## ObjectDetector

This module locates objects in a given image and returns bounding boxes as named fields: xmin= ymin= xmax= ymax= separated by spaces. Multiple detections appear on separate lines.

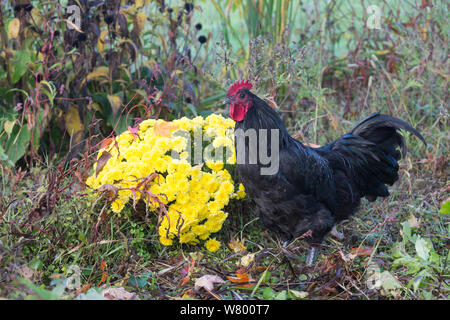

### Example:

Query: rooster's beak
xmin=223 ymin=96 xmax=233 ymax=105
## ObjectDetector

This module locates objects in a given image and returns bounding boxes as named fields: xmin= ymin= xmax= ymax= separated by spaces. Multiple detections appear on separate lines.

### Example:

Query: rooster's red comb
xmin=226 ymin=80 xmax=253 ymax=97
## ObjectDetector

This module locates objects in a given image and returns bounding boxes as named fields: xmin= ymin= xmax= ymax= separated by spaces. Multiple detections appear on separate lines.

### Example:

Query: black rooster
xmin=225 ymin=80 xmax=426 ymax=265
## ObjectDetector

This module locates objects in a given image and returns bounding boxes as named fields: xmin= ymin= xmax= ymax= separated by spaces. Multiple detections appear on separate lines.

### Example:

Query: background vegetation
xmin=0 ymin=0 xmax=448 ymax=300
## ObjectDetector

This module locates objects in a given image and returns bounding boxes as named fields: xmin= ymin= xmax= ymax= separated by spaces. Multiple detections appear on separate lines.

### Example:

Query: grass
xmin=0 ymin=0 xmax=448 ymax=300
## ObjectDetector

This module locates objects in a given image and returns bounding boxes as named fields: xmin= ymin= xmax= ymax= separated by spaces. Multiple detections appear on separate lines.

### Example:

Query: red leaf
xmin=100 ymin=137 xmax=114 ymax=150
xmin=75 ymin=282 xmax=92 ymax=296
xmin=350 ymin=246 xmax=373 ymax=257
xmin=180 ymin=276 xmax=190 ymax=287
xmin=96 ymin=151 xmax=112 ymax=177
xmin=128 ymin=126 xmax=139 ymax=141
xmin=98 ymin=261 xmax=108 ymax=285
xmin=226 ymin=271 xmax=254 ymax=288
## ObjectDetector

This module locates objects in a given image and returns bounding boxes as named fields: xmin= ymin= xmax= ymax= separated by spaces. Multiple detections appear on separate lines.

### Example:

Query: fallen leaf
xmin=320 ymin=257 xmax=336 ymax=273
xmin=339 ymin=250 xmax=352 ymax=262
xmin=102 ymin=287 xmax=140 ymax=300
xmin=75 ymin=282 xmax=92 ymax=296
xmin=189 ymin=252 xmax=204 ymax=261
xmin=240 ymin=253 xmax=256 ymax=267
xmin=350 ymin=246 xmax=373 ymax=257
xmin=194 ymin=275 xmax=225 ymax=292
xmin=17 ymin=265 xmax=35 ymax=280
xmin=98 ymin=261 xmax=108 ymax=286
xmin=289 ymin=289 xmax=309 ymax=299
xmin=180 ymin=276 xmax=190 ymax=287
xmin=228 ymin=237 xmax=247 ymax=253
xmin=182 ymin=289 xmax=196 ymax=299
xmin=181 ymin=259 xmax=196 ymax=278
xmin=227 ymin=271 xmax=254 ymax=288
xmin=407 ymin=214 xmax=421 ymax=228
xmin=154 ymin=121 xmax=178 ymax=138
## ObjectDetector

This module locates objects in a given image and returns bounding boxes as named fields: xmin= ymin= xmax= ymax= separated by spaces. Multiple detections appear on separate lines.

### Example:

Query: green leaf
xmin=262 ymin=287 xmax=275 ymax=299
xmin=0 ymin=67 xmax=7 ymax=80
xmin=440 ymin=200 xmax=450 ymax=214
xmin=11 ymin=50 xmax=31 ymax=84
xmin=185 ymin=103 xmax=198 ymax=116
xmin=129 ymin=272 xmax=152 ymax=288
xmin=3 ymin=121 xmax=31 ymax=164
xmin=78 ymin=233 xmax=86 ymax=243
xmin=409 ymin=269 xmax=432 ymax=292
xmin=401 ymin=221 xmax=411 ymax=242
xmin=17 ymin=277 xmax=61 ymax=300
xmin=379 ymin=271 xmax=402 ymax=291
xmin=393 ymin=256 xmax=423 ymax=274
xmin=415 ymin=237 xmax=430 ymax=261
xmin=0 ymin=145 xmax=14 ymax=167
xmin=274 ymin=290 xmax=287 ymax=300
xmin=29 ymin=258 xmax=43 ymax=270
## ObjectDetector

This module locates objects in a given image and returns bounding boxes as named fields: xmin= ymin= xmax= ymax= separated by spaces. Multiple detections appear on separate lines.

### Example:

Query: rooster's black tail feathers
xmin=321 ymin=113 xmax=426 ymax=202
xmin=343 ymin=113 xmax=426 ymax=201
xmin=349 ymin=113 xmax=427 ymax=159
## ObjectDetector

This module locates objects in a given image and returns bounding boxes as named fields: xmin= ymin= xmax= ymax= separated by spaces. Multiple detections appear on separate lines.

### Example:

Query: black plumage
xmin=227 ymin=88 xmax=426 ymax=258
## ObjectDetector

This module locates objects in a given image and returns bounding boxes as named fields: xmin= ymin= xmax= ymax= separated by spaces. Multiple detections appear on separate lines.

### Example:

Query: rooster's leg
xmin=330 ymin=225 xmax=344 ymax=240
xmin=306 ymin=246 xmax=318 ymax=267
xmin=281 ymin=241 xmax=297 ymax=277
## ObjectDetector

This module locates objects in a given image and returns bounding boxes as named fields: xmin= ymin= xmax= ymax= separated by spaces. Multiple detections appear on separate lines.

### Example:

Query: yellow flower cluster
xmin=86 ymin=114 xmax=246 ymax=251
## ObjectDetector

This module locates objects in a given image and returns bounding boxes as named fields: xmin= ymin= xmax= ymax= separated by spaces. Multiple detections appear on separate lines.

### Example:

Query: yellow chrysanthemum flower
xmin=206 ymin=160 xmax=224 ymax=171
xmin=86 ymin=114 xmax=242 ymax=250
xmin=160 ymin=236 xmax=173 ymax=246
xmin=205 ymin=238 xmax=221 ymax=252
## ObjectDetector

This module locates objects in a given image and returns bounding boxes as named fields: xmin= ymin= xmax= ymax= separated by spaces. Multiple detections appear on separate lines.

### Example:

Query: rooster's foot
xmin=330 ymin=225 xmax=344 ymax=240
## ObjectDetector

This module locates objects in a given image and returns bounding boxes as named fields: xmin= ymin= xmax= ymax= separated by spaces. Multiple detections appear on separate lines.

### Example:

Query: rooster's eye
xmin=238 ymin=93 xmax=245 ymax=99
